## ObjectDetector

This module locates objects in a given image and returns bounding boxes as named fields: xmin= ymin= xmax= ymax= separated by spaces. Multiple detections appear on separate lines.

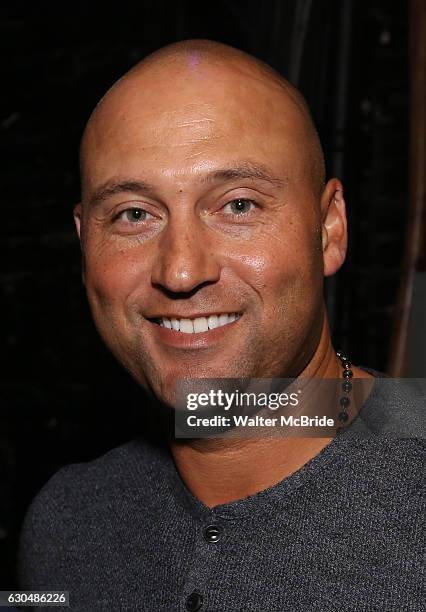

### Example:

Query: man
xmin=19 ymin=40 xmax=425 ymax=611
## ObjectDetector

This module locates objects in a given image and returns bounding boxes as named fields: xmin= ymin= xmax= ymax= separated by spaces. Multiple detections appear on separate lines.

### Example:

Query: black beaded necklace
xmin=336 ymin=349 xmax=353 ymax=433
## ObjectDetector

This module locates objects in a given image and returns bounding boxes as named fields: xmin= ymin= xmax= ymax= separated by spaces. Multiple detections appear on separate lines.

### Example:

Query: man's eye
xmin=118 ymin=208 xmax=150 ymax=223
xmin=222 ymin=198 xmax=256 ymax=215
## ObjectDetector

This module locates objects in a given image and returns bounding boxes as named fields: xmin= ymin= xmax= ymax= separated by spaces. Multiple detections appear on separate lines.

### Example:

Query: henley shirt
xmin=18 ymin=372 xmax=426 ymax=611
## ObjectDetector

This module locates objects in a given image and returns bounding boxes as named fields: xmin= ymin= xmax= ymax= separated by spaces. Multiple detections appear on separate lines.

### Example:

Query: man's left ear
xmin=321 ymin=179 xmax=348 ymax=277
xmin=73 ymin=203 xmax=82 ymax=240
xmin=73 ymin=202 xmax=86 ymax=285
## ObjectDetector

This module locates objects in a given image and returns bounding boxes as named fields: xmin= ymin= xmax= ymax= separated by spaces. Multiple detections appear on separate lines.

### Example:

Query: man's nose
xmin=151 ymin=216 xmax=221 ymax=294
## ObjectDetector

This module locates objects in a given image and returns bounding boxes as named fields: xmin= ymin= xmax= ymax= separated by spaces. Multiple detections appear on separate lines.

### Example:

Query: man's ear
xmin=73 ymin=203 xmax=82 ymax=240
xmin=73 ymin=203 xmax=86 ymax=285
xmin=320 ymin=179 xmax=348 ymax=277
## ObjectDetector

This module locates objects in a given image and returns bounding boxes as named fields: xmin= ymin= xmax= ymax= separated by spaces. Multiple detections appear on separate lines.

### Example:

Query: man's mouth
xmin=150 ymin=313 xmax=241 ymax=334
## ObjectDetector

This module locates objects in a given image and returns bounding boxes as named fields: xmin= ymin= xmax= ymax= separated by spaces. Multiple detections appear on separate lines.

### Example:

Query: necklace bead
xmin=336 ymin=350 xmax=353 ymax=432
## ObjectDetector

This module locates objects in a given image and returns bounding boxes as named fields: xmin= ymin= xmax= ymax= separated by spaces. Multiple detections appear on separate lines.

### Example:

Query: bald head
xmin=80 ymin=39 xmax=325 ymax=199
xmin=74 ymin=39 xmax=348 ymax=397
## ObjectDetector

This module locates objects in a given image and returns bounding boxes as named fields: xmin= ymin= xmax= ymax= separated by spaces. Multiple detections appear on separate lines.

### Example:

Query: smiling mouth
xmin=150 ymin=313 xmax=241 ymax=334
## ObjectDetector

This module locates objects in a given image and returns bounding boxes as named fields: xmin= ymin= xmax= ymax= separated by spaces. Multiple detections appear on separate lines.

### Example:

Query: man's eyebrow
xmin=203 ymin=163 xmax=287 ymax=188
xmin=88 ymin=180 xmax=155 ymax=207
xmin=87 ymin=164 xmax=286 ymax=206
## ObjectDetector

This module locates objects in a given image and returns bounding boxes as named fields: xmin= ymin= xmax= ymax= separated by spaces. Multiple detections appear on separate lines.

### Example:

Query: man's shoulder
xmin=18 ymin=438 xmax=172 ymax=588
xmin=22 ymin=438 xmax=170 ymax=527
xmin=350 ymin=367 xmax=426 ymax=438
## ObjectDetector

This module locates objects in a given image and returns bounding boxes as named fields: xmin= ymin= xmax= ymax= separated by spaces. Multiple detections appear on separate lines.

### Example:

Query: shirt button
xmin=203 ymin=524 xmax=221 ymax=543
xmin=185 ymin=591 xmax=203 ymax=611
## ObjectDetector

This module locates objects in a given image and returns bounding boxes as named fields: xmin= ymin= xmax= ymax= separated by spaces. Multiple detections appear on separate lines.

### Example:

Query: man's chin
xmin=141 ymin=363 xmax=249 ymax=410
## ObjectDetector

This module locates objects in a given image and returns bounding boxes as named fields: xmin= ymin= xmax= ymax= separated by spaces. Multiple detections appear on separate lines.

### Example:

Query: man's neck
xmin=169 ymin=317 xmax=374 ymax=509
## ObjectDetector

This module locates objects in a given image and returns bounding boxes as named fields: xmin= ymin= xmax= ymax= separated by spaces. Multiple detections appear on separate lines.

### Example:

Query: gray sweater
xmin=19 ymin=375 xmax=425 ymax=611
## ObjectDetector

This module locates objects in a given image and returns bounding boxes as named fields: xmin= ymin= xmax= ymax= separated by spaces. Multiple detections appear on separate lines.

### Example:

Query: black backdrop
xmin=1 ymin=0 xmax=409 ymax=585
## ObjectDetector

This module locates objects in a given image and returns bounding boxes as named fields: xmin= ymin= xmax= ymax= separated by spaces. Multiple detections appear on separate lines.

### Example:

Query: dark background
xmin=1 ymin=0 xmax=409 ymax=585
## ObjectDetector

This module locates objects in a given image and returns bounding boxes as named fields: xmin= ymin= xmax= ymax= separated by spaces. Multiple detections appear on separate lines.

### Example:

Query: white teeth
xmin=179 ymin=319 xmax=194 ymax=333
xmin=159 ymin=313 xmax=240 ymax=333
xmin=193 ymin=317 xmax=208 ymax=333
xmin=208 ymin=314 xmax=219 ymax=329
xmin=219 ymin=314 xmax=229 ymax=326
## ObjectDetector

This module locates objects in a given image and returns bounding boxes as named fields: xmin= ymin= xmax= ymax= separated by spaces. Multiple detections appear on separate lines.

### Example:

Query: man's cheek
xmin=268 ymin=252 xmax=321 ymax=318
xmin=85 ymin=244 xmax=143 ymax=305
xmin=226 ymin=248 xmax=283 ymax=293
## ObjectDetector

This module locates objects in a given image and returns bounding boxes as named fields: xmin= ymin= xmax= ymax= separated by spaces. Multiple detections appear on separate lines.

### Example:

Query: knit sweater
xmin=19 ymin=373 xmax=425 ymax=611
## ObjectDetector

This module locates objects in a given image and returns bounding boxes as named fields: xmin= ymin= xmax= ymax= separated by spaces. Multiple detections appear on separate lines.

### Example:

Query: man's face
xmin=76 ymin=62 xmax=325 ymax=405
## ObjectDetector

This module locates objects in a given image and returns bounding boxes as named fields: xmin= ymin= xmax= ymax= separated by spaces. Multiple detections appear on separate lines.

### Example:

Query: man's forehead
xmin=87 ymin=59 xmax=299 ymax=132
xmin=82 ymin=110 xmax=301 ymax=197
xmin=80 ymin=43 xmax=325 ymax=196
xmin=83 ymin=72 xmax=303 ymax=168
